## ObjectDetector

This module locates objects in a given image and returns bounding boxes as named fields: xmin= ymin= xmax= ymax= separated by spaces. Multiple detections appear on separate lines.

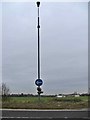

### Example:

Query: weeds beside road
xmin=2 ymin=96 xmax=88 ymax=109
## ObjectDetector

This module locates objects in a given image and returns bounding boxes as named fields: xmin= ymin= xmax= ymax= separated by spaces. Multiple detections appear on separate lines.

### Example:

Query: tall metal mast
xmin=35 ymin=1 xmax=43 ymax=100
xmin=37 ymin=1 xmax=40 ymax=79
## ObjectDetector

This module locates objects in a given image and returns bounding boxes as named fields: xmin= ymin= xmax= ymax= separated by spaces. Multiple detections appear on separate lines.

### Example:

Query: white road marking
xmin=1 ymin=117 xmax=54 ymax=119
xmin=0 ymin=108 xmax=88 ymax=111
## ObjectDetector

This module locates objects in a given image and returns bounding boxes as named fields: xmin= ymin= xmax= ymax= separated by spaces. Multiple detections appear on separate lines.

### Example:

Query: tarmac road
xmin=1 ymin=109 xmax=89 ymax=119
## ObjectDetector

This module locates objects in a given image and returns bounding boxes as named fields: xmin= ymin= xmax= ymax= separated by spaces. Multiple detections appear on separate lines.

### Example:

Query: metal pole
xmin=36 ymin=1 xmax=41 ymax=101
xmin=37 ymin=2 xmax=40 ymax=79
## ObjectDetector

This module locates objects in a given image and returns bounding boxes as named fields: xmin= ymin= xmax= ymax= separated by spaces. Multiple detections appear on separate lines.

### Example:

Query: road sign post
xmin=35 ymin=79 xmax=43 ymax=100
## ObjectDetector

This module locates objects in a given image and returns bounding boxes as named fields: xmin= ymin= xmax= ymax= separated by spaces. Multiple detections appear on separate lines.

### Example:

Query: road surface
xmin=0 ymin=109 xmax=89 ymax=119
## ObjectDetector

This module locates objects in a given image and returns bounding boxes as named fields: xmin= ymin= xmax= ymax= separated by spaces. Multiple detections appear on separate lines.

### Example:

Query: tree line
xmin=0 ymin=82 xmax=90 ymax=97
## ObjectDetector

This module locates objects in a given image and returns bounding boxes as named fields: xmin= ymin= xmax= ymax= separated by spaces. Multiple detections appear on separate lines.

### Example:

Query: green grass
xmin=2 ymin=96 xmax=88 ymax=109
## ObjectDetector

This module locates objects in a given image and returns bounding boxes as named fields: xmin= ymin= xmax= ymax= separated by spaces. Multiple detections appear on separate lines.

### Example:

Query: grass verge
xmin=2 ymin=96 xmax=88 ymax=109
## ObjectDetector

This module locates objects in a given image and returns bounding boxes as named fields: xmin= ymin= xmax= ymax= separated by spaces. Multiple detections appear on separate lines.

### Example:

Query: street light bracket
xmin=36 ymin=1 xmax=40 ymax=7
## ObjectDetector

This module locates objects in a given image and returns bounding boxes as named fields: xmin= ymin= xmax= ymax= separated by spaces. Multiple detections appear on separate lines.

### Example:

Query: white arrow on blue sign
xmin=35 ymin=79 xmax=43 ymax=86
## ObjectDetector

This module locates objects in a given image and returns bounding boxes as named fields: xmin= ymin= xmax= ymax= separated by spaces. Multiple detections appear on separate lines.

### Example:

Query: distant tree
xmin=73 ymin=91 xmax=78 ymax=95
xmin=2 ymin=83 xmax=10 ymax=96
xmin=20 ymin=93 xmax=24 ymax=96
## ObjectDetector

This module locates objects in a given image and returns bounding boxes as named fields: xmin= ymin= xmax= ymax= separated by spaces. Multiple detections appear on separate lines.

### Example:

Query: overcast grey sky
xmin=2 ymin=2 xmax=88 ymax=95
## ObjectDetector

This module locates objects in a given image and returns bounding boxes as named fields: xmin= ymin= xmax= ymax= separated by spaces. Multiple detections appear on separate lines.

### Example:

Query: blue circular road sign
xmin=35 ymin=79 xmax=43 ymax=86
